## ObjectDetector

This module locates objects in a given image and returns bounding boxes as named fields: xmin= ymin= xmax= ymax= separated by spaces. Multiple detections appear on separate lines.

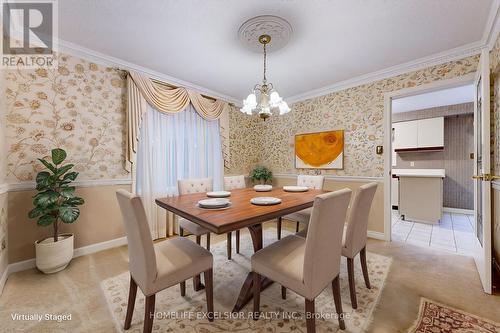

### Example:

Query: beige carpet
xmin=408 ymin=298 xmax=500 ymax=333
xmin=101 ymin=229 xmax=392 ymax=333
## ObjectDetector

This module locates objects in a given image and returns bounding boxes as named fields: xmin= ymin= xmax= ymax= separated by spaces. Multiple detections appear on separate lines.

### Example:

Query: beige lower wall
xmin=8 ymin=184 xmax=130 ymax=264
xmin=493 ymin=185 xmax=500 ymax=266
xmin=272 ymin=176 xmax=385 ymax=234
xmin=0 ymin=192 xmax=8 ymax=279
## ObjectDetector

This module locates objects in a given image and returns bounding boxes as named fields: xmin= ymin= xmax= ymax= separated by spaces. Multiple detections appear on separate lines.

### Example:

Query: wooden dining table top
xmin=155 ymin=187 xmax=328 ymax=234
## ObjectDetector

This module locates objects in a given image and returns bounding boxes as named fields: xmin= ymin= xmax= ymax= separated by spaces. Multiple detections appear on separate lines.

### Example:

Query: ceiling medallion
xmin=238 ymin=16 xmax=292 ymax=120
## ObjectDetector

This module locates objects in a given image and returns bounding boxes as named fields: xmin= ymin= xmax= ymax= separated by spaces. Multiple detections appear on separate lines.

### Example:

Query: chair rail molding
xmin=0 ymin=183 xmax=7 ymax=195
xmin=7 ymin=178 xmax=132 ymax=192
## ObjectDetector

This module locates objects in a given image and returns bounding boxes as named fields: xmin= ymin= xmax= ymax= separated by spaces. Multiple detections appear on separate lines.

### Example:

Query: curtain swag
xmin=125 ymin=71 xmax=230 ymax=172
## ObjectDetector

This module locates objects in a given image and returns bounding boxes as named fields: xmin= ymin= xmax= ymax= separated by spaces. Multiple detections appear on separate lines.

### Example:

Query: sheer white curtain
xmin=136 ymin=103 xmax=224 ymax=238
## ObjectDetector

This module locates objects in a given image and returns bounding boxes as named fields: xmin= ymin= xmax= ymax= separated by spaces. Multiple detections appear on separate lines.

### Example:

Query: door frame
xmin=383 ymin=72 xmax=476 ymax=242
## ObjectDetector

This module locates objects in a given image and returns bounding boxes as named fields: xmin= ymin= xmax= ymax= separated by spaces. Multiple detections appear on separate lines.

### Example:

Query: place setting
xmin=197 ymin=191 xmax=232 ymax=210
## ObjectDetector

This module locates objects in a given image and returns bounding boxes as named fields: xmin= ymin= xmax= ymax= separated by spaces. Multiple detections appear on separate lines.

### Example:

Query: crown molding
xmin=286 ymin=41 xmax=485 ymax=104
xmin=56 ymin=38 xmax=241 ymax=105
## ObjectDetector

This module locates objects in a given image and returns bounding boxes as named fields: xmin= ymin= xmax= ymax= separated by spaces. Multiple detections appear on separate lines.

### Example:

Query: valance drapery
xmin=125 ymin=71 xmax=230 ymax=172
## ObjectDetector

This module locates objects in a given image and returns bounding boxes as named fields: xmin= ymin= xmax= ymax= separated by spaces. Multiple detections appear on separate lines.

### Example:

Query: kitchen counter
xmin=392 ymin=168 xmax=445 ymax=178
xmin=393 ymin=169 xmax=444 ymax=224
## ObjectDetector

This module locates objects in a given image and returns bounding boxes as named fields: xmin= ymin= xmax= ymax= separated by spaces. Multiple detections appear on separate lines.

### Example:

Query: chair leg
xmin=124 ymin=276 xmax=137 ymax=330
xmin=296 ymin=221 xmax=300 ymax=233
xmin=236 ymin=230 xmax=240 ymax=254
xmin=143 ymin=294 xmax=155 ymax=333
xmin=253 ymin=272 xmax=261 ymax=320
xmin=360 ymin=246 xmax=371 ymax=289
xmin=227 ymin=232 xmax=232 ymax=260
xmin=305 ymin=298 xmax=316 ymax=333
xmin=204 ymin=269 xmax=214 ymax=322
xmin=347 ymin=257 xmax=357 ymax=309
xmin=206 ymin=233 xmax=211 ymax=251
xmin=277 ymin=217 xmax=282 ymax=240
xmin=332 ymin=275 xmax=346 ymax=330
xmin=180 ymin=281 xmax=186 ymax=296
xmin=281 ymin=286 xmax=287 ymax=300
xmin=196 ymin=235 xmax=201 ymax=245
xmin=179 ymin=227 xmax=184 ymax=237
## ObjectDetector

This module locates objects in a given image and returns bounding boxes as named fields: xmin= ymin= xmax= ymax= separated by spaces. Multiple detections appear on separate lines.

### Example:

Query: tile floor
xmin=392 ymin=210 xmax=478 ymax=255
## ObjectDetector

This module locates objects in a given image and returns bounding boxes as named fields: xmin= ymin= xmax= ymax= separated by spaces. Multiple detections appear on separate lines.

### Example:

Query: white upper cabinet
xmin=393 ymin=120 xmax=418 ymax=150
xmin=417 ymin=117 xmax=444 ymax=148
xmin=393 ymin=117 xmax=444 ymax=151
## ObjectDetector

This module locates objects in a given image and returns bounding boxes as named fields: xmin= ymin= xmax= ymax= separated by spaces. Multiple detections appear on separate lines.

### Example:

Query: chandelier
xmin=240 ymin=34 xmax=290 ymax=120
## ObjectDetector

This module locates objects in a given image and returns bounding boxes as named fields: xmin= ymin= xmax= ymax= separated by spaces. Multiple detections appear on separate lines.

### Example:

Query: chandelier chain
xmin=263 ymin=41 xmax=267 ymax=83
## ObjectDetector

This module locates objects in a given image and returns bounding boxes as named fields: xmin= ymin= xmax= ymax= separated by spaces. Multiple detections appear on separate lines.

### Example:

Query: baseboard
xmin=443 ymin=207 xmax=474 ymax=215
xmin=367 ymin=231 xmax=387 ymax=241
xmin=0 ymin=236 xmax=127 ymax=295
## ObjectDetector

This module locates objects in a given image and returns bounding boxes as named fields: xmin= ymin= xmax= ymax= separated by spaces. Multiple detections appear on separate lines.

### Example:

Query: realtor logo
xmin=1 ymin=0 xmax=58 ymax=68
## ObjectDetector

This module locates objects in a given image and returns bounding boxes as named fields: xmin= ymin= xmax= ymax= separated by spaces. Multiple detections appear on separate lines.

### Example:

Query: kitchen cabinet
xmin=393 ymin=117 xmax=444 ymax=151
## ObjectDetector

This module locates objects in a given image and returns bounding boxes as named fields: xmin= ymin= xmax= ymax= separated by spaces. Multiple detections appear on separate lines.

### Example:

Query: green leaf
xmin=64 ymin=197 xmax=84 ymax=206
xmin=33 ymin=190 xmax=59 ymax=207
xmin=38 ymin=158 xmax=57 ymax=173
xmin=28 ymin=206 xmax=46 ymax=219
xmin=62 ymin=171 xmax=78 ymax=182
xmin=37 ymin=214 xmax=56 ymax=226
xmin=35 ymin=171 xmax=51 ymax=191
xmin=60 ymin=186 xmax=75 ymax=198
xmin=59 ymin=206 xmax=80 ymax=223
xmin=56 ymin=164 xmax=74 ymax=177
xmin=51 ymin=148 xmax=67 ymax=165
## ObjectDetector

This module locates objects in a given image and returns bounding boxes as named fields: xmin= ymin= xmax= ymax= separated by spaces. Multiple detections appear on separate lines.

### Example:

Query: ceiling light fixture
xmin=238 ymin=15 xmax=293 ymax=120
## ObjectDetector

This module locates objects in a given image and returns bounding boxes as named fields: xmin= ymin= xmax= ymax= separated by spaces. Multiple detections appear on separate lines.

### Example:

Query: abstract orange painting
xmin=295 ymin=130 xmax=344 ymax=169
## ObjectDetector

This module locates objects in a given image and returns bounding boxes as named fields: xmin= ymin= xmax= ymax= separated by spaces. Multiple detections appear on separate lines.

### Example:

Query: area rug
xmin=101 ymin=229 xmax=392 ymax=333
xmin=408 ymin=298 xmax=500 ymax=333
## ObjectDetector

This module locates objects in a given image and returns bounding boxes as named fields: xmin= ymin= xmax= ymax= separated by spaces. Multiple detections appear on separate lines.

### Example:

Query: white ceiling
xmin=58 ymin=0 xmax=494 ymax=102
xmin=392 ymin=84 xmax=474 ymax=113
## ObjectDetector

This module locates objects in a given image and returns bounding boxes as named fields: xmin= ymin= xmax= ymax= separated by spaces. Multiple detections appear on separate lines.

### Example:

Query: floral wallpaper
xmin=491 ymin=34 xmax=500 ymax=176
xmin=4 ymin=53 xmax=128 ymax=182
xmin=260 ymin=55 xmax=479 ymax=177
xmin=227 ymin=104 xmax=262 ymax=175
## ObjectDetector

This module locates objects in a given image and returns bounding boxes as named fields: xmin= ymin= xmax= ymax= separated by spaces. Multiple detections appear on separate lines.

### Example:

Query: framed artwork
xmin=295 ymin=130 xmax=344 ymax=169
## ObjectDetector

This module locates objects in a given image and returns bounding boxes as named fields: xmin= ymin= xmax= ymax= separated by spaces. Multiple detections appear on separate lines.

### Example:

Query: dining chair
xmin=341 ymin=182 xmax=378 ymax=309
xmin=252 ymin=188 xmax=352 ymax=332
xmin=116 ymin=190 xmax=214 ymax=333
xmin=277 ymin=175 xmax=325 ymax=239
xmin=223 ymin=175 xmax=246 ymax=259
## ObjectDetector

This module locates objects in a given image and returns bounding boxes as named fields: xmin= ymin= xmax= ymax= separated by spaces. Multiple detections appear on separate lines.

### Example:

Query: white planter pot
xmin=35 ymin=233 xmax=74 ymax=274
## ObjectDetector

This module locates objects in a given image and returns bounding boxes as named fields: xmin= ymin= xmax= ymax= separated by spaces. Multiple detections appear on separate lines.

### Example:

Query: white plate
xmin=197 ymin=203 xmax=232 ymax=210
xmin=206 ymin=191 xmax=231 ymax=198
xmin=283 ymin=185 xmax=309 ymax=192
xmin=254 ymin=184 xmax=273 ymax=192
xmin=250 ymin=197 xmax=282 ymax=206
xmin=198 ymin=198 xmax=230 ymax=208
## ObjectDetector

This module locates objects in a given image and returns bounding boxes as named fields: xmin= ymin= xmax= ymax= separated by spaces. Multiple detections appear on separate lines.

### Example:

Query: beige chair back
xmin=297 ymin=175 xmax=324 ymax=190
xmin=343 ymin=182 xmax=378 ymax=258
xmin=303 ymin=188 xmax=352 ymax=297
xmin=116 ymin=190 xmax=157 ymax=290
xmin=224 ymin=175 xmax=246 ymax=190
xmin=178 ymin=178 xmax=213 ymax=195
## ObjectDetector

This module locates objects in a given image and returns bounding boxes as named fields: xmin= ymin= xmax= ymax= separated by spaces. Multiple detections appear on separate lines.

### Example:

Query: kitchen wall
xmin=394 ymin=106 xmax=474 ymax=210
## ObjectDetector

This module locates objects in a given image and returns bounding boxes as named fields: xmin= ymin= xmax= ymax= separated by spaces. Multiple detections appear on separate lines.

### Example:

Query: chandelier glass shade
xmin=240 ymin=34 xmax=290 ymax=120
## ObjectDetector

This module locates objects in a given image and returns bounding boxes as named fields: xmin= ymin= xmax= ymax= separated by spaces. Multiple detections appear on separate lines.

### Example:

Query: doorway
xmin=383 ymin=50 xmax=493 ymax=293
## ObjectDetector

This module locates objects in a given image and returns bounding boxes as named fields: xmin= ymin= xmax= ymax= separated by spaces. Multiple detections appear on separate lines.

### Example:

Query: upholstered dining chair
xmin=341 ymin=182 xmax=378 ymax=309
xmin=223 ymin=175 xmax=246 ymax=259
xmin=277 ymin=175 xmax=325 ymax=239
xmin=252 ymin=188 xmax=352 ymax=332
xmin=116 ymin=190 xmax=214 ymax=333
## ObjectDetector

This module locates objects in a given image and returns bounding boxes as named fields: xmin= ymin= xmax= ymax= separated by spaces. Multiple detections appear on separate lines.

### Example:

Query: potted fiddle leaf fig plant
xmin=28 ymin=148 xmax=84 ymax=274
xmin=250 ymin=166 xmax=273 ymax=185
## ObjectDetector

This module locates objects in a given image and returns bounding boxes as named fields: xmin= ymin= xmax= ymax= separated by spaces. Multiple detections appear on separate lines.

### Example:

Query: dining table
xmin=155 ymin=187 xmax=328 ymax=312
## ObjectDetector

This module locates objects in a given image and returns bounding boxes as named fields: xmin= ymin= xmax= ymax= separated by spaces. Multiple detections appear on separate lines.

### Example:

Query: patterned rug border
xmin=407 ymin=297 xmax=500 ymax=333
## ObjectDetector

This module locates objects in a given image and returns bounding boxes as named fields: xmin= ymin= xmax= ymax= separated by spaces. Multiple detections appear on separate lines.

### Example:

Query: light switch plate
xmin=410 ymin=161 xmax=415 ymax=167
